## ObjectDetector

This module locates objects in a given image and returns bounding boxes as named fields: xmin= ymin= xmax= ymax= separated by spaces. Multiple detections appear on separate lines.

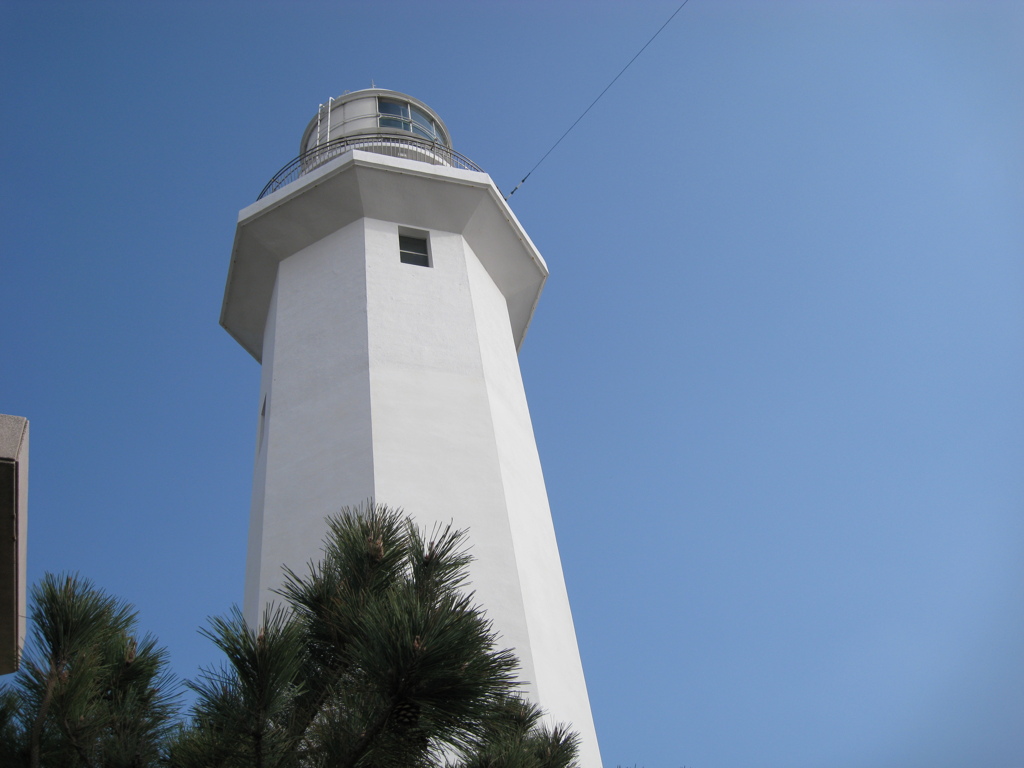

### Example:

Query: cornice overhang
xmin=221 ymin=151 xmax=547 ymax=363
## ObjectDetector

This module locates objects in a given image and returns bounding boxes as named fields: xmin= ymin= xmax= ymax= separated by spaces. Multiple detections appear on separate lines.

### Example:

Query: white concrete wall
xmin=463 ymin=245 xmax=602 ymax=767
xmin=361 ymin=217 xmax=539 ymax=692
xmin=244 ymin=216 xmax=602 ymax=766
xmin=244 ymin=220 xmax=375 ymax=622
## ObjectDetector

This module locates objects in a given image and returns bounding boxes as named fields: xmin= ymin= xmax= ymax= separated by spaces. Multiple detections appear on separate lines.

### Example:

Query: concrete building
xmin=0 ymin=414 xmax=29 ymax=675
xmin=221 ymin=89 xmax=601 ymax=765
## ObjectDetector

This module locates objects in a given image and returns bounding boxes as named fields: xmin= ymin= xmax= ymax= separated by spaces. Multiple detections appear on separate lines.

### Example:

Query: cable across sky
xmin=504 ymin=0 xmax=692 ymax=200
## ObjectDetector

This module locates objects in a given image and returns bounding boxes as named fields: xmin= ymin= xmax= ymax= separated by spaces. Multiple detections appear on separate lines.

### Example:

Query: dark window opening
xmin=399 ymin=235 xmax=430 ymax=267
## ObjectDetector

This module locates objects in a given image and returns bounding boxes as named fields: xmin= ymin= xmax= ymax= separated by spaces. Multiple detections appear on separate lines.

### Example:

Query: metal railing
xmin=258 ymin=134 xmax=484 ymax=200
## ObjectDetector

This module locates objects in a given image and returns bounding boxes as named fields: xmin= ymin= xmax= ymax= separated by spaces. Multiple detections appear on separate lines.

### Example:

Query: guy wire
xmin=504 ymin=0 xmax=692 ymax=201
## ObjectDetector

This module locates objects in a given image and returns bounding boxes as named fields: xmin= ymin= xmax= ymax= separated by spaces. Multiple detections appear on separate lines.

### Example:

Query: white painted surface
xmin=221 ymin=151 xmax=547 ymax=363
xmin=300 ymin=88 xmax=452 ymax=153
xmin=230 ymin=149 xmax=601 ymax=766
xmin=243 ymin=221 xmax=375 ymax=621
xmin=463 ymin=248 xmax=598 ymax=746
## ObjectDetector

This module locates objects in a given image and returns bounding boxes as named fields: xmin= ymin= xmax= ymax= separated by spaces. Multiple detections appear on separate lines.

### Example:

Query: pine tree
xmin=169 ymin=503 xmax=580 ymax=768
xmin=0 ymin=506 xmax=579 ymax=767
xmin=0 ymin=573 xmax=176 ymax=768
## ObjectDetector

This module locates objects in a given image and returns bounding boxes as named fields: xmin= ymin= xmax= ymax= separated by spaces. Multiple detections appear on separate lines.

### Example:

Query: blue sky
xmin=2 ymin=2 xmax=1023 ymax=766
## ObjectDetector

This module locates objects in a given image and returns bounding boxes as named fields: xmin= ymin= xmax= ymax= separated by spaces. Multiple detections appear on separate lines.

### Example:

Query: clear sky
xmin=2 ymin=1 xmax=1022 ymax=766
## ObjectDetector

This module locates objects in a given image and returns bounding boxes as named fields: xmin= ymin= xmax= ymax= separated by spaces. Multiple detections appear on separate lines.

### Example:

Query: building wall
xmin=243 ymin=216 xmax=601 ymax=765
xmin=244 ymin=220 xmax=375 ymax=621
xmin=464 ymin=248 xmax=598 ymax=755
xmin=362 ymin=216 xmax=540 ymax=692
xmin=0 ymin=414 xmax=28 ymax=675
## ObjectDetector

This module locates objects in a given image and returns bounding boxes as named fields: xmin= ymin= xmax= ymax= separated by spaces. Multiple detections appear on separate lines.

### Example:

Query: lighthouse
xmin=220 ymin=89 xmax=601 ymax=765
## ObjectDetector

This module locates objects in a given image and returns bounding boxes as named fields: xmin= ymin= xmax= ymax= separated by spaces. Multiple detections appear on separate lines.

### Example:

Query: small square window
xmin=399 ymin=235 xmax=430 ymax=267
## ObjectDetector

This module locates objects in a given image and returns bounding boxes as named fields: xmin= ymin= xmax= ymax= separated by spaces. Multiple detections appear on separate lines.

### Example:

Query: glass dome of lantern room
xmin=257 ymin=90 xmax=482 ymax=200
xmin=300 ymin=89 xmax=452 ymax=153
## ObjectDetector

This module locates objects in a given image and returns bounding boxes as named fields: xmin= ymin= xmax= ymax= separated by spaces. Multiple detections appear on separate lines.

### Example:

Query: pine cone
xmin=390 ymin=700 xmax=420 ymax=729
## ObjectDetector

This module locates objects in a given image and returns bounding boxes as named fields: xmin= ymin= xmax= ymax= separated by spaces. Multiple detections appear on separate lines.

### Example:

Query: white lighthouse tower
xmin=221 ymin=89 xmax=601 ymax=765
